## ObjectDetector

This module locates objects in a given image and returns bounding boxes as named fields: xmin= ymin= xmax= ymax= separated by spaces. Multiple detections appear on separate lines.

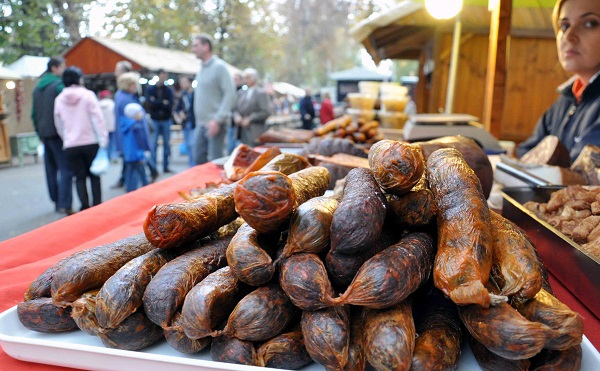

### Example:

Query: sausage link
xmin=226 ymin=223 xmax=280 ymax=286
xmin=280 ymin=253 xmax=335 ymax=311
xmin=301 ymin=306 xmax=350 ymax=371
xmin=143 ymin=236 xmax=231 ymax=328
xmin=368 ymin=139 xmax=425 ymax=195
xmin=234 ymin=167 xmax=330 ymax=234
xmin=164 ymin=312 xmax=211 ymax=354
xmin=490 ymin=210 xmax=543 ymax=302
xmin=427 ymin=148 xmax=495 ymax=307
xmin=333 ymin=232 xmax=434 ymax=309
xmin=180 ymin=266 xmax=246 ymax=339
xmin=50 ymin=233 xmax=156 ymax=306
xmin=364 ymin=300 xmax=415 ymax=371
xmin=17 ymin=297 xmax=78 ymax=333
xmin=97 ymin=310 xmax=164 ymax=350
xmin=256 ymin=329 xmax=313 ymax=369
xmin=144 ymin=153 xmax=309 ymax=249
xmin=330 ymin=167 xmax=386 ymax=255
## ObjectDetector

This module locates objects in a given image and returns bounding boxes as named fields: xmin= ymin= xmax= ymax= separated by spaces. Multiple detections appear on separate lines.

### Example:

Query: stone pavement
xmin=0 ymin=146 xmax=192 ymax=243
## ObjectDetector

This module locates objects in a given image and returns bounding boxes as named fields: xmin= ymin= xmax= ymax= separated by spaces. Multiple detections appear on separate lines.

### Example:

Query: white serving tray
xmin=0 ymin=305 xmax=598 ymax=371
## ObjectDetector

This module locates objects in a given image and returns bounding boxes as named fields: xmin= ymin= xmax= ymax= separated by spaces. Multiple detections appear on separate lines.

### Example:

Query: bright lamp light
xmin=5 ymin=81 xmax=16 ymax=90
xmin=425 ymin=0 xmax=463 ymax=19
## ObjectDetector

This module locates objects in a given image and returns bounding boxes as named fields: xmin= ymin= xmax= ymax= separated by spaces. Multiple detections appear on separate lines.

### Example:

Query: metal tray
xmin=501 ymin=186 xmax=600 ymax=319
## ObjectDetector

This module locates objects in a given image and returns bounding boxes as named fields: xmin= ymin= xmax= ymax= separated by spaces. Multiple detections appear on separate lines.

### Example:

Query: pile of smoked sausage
xmin=18 ymin=138 xmax=584 ymax=371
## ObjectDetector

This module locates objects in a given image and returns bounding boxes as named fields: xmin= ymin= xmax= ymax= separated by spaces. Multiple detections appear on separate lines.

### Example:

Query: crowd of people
xmin=29 ymin=33 xmax=328 ymax=217
xmin=25 ymin=0 xmax=600 ymax=221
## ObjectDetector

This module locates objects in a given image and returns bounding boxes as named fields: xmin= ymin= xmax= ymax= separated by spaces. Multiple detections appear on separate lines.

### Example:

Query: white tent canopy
xmin=6 ymin=56 xmax=49 ymax=78
xmin=271 ymin=82 xmax=305 ymax=98
xmin=0 ymin=66 xmax=22 ymax=80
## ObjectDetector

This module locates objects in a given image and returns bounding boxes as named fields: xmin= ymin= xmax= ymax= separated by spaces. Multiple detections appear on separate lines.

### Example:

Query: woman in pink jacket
xmin=54 ymin=67 xmax=109 ymax=211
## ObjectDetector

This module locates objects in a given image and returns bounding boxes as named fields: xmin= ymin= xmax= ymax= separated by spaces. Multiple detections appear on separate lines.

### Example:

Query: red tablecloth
xmin=0 ymin=162 xmax=598 ymax=370
xmin=0 ymin=163 xmax=224 ymax=370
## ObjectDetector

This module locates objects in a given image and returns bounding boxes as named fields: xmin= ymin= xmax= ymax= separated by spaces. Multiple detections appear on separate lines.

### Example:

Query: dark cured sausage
xmin=96 ymin=246 xmax=186 ymax=329
xmin=301 ymin=306 xmax=350 ymax=371
xmin=386 ymin=173 xmax=437 ymax=228
xmin=143 ymin=236 xmax=231 ymax=328
xmin=234 ymin=166 xmax=330 ymax=234
xmin=325 ymin=226 xmax=397 ymax=290
xmin=489 ymin=210 xmax=543 ymax=302
xmin=144 ymin=153 xmax=309 ymax=249
xmin=345 ymin=307 xmax=366 ymax=371
xmin=24 ymin=258 xmax=69 ymax=301
xmin=468 ymin=336 xmax=531 ymax=371
xmin=180 ymin=266 xmax=246 ymax=339
xmin=279 ymin=195 xmax=340 ymax=260
xmin=415 ymin=135 xmax=494 ymax=199
xmin=220 ymin=283 xmax=297 ymax=341
xmin=256 ymin=329 xmax=313 ymax=369
xmin=411 ymin=288 xmax=462 ymax=371
xmin=515 ymin=289 xmax=584 ymax=350
xmin=71 ymin=290 xmax=101 ymax=336
xmin=97 ymin=310 xmax=164 ymax=351
xmin=163 ymin=312 xmax=211 ymax=354
xmin=332 ymin=232 xmax=434 ymax=309
xmin=364 ymin=300 xmax=415 ymax=371
xmin=427 ymin=148 xmax=495 ymax=307
xmin=330 ymin=167 xmax=387 ymax=255
xmin=458 ymin=300 xmax=554 ymax=360
xmin=279 ymin=253 xmax=335 ymax=311
xmin=17 ymin=297 xmax=78 ymax=333
xmin=51 ymin=233 xmax=156 ymax=307
xmin=226 ymin=223 xmax=280 ymax=286
xmin=211 ymin=335 xmax=257 ymax=365
xmin=368 ymin=139 xmax=425 ymax=195
xmin=531 ymin=346 xmax=582 ymax=371
xmin=145 ymin=183 xmax=238 ymax=249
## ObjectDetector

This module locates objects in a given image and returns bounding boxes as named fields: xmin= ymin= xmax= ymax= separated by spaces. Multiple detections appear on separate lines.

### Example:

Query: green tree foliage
xmin=1 ymin=0 xmax=379 ymax=88
xmin=0 ymin=0 xmax=88 ymax=63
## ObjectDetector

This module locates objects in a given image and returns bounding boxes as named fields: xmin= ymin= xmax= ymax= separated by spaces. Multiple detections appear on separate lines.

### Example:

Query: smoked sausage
xmin=330 ymin=167 xmax=386 ymax=255
xmin=143 ymin=236 xmax=231 ymax=328
xmin=368 ymin=139 xmax=425 ymax=195
xmin=234 ymin=166 xmax=330 ymax=234
xmin=50 ymin=233 xmax=156 ymax=307
xmin=427 ymin=148 xmax=496 ymax=307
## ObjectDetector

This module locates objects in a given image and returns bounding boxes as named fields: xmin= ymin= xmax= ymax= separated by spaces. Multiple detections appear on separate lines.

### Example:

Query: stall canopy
xmin=329 ymin=66 xmax=391 ymax=82
xmin=0 ymin=66 xmax=22 ymax=80
xmin=350 ymin=0 xmax=555 ymax=64
xmin=329 ymin=66 xmax=391 ymax=102
xmin=6 ymin=56 xmax=48 ymax=78
xmin=63 ymin=36 xmax=241 ymax=77
xmin=271 ymin=82 xmax=305 ymax=98
xmin=349 ymin=0 xmax=560 ymax=141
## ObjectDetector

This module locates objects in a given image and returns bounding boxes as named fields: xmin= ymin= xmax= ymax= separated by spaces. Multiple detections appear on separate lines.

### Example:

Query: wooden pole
xmin=482 ymin=0 xmax=512 ymax=138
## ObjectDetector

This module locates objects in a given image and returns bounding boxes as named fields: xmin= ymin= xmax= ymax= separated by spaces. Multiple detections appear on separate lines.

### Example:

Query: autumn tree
xmin=273 ymin=0 xmax=379 ymax=87
xmin=0 ymin=0 xmax=88 ymax=63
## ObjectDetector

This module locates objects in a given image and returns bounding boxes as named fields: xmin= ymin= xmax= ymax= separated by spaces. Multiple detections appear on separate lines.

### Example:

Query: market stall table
xmin=0 ymin=162 xmax=597 ymax=370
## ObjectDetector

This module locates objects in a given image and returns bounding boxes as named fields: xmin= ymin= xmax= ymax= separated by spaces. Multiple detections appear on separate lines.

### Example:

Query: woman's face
xmin=556 ymin=0 xmax=600 ymax=82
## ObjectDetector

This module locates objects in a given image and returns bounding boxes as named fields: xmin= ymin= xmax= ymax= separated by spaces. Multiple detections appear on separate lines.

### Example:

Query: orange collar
xmin=572 ymin=78 xmax=587 ymax=103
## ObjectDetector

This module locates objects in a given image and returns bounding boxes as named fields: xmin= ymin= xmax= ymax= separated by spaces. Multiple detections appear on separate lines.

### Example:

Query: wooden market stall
xmin=350 ymin=0 xmax=568 ymax=144
xmin=63 ymin=36 xmax=241 ymax=92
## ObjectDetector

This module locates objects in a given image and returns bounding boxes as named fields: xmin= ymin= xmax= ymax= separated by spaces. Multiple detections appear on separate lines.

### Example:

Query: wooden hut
xmin=350 ymin=0 xmax=568 ymax=144
xmin=63 ymin=36 xmax=241 ymax=92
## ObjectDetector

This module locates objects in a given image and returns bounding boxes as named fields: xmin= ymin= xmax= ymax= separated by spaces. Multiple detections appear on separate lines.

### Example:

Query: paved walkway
xmin=0 ymin=146 xmax=192 ymax=243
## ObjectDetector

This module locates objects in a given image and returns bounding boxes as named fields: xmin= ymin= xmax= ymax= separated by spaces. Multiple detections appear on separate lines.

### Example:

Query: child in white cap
xmin=121 ymin=103 xmax=152 ymax=191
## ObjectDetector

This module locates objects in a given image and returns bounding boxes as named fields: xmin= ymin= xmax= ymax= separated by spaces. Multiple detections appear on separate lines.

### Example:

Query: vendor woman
xmin=517 ymin=0 xmax=600 ymax=162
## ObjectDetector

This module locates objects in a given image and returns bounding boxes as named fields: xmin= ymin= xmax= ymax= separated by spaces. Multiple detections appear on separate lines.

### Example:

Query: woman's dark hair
xmin=62 ymin=66 xmax=83 ymax=87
